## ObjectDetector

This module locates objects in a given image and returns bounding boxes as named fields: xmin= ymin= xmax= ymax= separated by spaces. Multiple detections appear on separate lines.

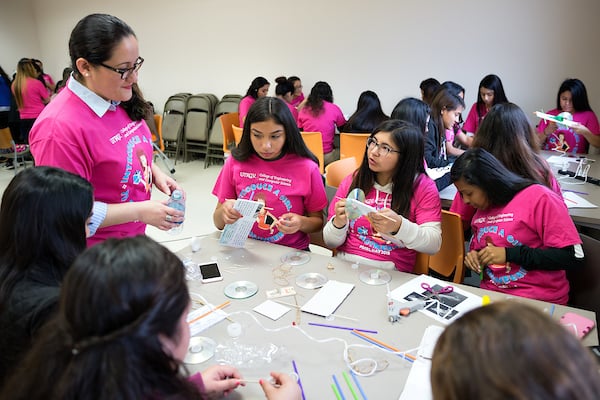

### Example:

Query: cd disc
xmin=296 ymin=272 xmax=328 ymax=289
xmin=224 ymin=280 xmax=259 ymax=299
xmin=280 ymin=251 xmax=310 ymax=266
xmin=359 ymin=269 xmax=391 ymax=285
xmin=184 ymin=336 xmax=216 ymax=364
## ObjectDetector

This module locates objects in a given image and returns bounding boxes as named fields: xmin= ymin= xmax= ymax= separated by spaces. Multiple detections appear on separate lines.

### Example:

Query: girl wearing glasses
xmin=213 ymin=97 xmax=328 ymax=251
xmin=452 ymin=148 xmax=582 ymax=304
xmin=29 ymin=14 xmax=183 ymax=246
xmin=323 ymin=120 xmax=442 ymax=272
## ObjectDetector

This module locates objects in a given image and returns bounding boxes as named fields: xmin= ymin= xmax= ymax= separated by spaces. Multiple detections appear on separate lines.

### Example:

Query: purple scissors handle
xmin=421 ymin=282 xmax=454 ymax=295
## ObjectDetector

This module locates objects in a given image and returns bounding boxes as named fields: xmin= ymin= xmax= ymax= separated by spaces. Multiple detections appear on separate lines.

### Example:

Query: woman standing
xmin=11 ymin=58 xmax=49 ymax=144
xmin=29 ymin=14 xmax=183 ymax=246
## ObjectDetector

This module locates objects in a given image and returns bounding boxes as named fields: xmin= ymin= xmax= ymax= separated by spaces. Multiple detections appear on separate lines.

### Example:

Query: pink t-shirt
xmin=462 ymin=102 xmax=487 ymax=134
xmin=29 ymin=87 xmax=154 ymax=246
xmin=469 ymin=184 xmax=580 ymax=304
xmin=298 ymin=101 xmax=346 ymax=153
xmin=14 ymin=78 xmax=48 ymax=118
xmin=444 ymin=128 xmax=455 ymax=143
xmin=238 ymin=96 xmax=255 ymax=127
xmin=451 ymin=162 xmax=562 ymax=228
xmin=285 ymin=101 xmax=299 ymax=124
xmin=290 ymin=92 xmax=304 ymax=108
xmin=329 ymin=174 xmax=441 ymax=272
xmin=537 ymin=108 xmax=600 ymax=154
xmin=212 ymin=153 xmax=328 ymax=250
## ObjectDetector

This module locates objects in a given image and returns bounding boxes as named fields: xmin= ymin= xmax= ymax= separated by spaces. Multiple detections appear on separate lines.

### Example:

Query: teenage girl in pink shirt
xmin=462 ymin=74 xmax=508 ymax=137
xmin=452 ymin=148 xmax=582 ymax=304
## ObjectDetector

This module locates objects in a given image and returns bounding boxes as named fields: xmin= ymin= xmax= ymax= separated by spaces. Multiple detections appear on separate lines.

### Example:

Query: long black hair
xmin=556 ymin=78 xmax=593 ymax=112
xmin=68 ymin=13 xmax=146 ymax=121
xmin=233 ymin=96 xmax=318 ymax=164
xmin=350 ymin=120 xmax=425 ymax=217
xmin=245 ymin=76 xmax=270 ymax=99
xmin=451 ymin=148 xmax=534 ymax=207
xmin=0 ymin=167 xmax=93 ymax=312
xmin=0 ymin=236 xmax=199 ymax=400
xmin=343 ymin=90 xmax=389 ymax=133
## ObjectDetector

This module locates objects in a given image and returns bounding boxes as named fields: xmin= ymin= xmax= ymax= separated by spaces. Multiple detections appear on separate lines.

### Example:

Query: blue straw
xmin=332 ymin=374 xmax=346 ymax=400
xmin=350 ymin=370 xmax=368 ymax=400
xmin=292 ymin=360 xmax=306 ymax=400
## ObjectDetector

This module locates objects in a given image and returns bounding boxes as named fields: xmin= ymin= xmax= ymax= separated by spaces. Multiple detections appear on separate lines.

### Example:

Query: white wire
xmin=222 ymin=310 xmax=416 ymax=376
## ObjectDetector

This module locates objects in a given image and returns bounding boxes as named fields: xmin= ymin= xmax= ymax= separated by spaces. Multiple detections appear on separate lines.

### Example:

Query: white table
xmin=177 ymin=233 xmax=598 ymax=399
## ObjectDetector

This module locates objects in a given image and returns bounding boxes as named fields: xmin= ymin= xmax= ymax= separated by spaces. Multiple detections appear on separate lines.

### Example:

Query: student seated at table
xmin=213 ymin=97 xmax=328 ymax=251
xmin=462 ymin=74 xmax=508 ymax=137
xmin=239 ymin=76 xmax=270 ymax=127
xmin=0 ymin=236 xmax=301 ymax=400
xmin=451 ymin=102 xmax=562 ymax=228
xmin=297 ymin=81 xmax=346 ymax=166
xmin=452 ymin=148 xmax=583 ymax=304
xmin=537 ymin=78 xmax=600 ymax=154
xmin=431 ymin=301 xmax=600 ymax=400
xmin=323 ymin=120 xmax=442 ymax=271
xmin=0 ymin=166 xmax=93 ymax=387
xmin=341 ymin=90 xmax=389 ymax=133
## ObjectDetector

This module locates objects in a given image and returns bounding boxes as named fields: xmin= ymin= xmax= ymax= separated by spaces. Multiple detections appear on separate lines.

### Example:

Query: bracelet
xmin=332 ymin=217 xmax=346 ymax=229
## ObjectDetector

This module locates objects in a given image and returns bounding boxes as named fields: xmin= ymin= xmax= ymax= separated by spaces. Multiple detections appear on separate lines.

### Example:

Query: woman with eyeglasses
xmin=323 ymin=120 xmax=442 ymax=271
xmin=29 ymin=14 xmax=183 ymax=246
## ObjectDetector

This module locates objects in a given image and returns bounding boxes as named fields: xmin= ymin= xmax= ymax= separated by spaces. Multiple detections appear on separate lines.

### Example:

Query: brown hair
xmin=431 ymin=301 xmax=600 ymax=400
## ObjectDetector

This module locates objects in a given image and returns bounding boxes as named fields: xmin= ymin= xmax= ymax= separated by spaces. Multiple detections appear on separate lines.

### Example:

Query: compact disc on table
xmin=224 ymin=280 xmax=259 ymax=299
xmin=280 ymin=251 xmax=310 ymax=266
xmin=359 ymin=269 xmax=391 ymax=285
xmin=184 ymin=336 xmax=216 ymax=364
xmin=296 ymin=272 xmax=328 ymax=289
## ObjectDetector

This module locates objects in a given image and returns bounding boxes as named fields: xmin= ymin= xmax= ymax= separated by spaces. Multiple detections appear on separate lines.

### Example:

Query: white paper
xmin=187 ymin=304 xmax=229 ymax=336
xmin=426 ymin=165 xmax=452 ymax=181
xmin=300 ymin=280 xmax=355 ymax=317
xmin=563 ymin=191 xmax=598 ymax=209
xmin=219 ymin=199 xmax=264 ymax=248
xmin=345 ymin=198 xmax=377 ymax=217
xmin=438 ymin=183 xmax=457 ymax=201
xmin=398 ymin=325 xmax=445 ymax=400
xmin=389 ymin=275 xmax=481 ymax=325
xmin=253 ymin=300 xmax=291 ymax=320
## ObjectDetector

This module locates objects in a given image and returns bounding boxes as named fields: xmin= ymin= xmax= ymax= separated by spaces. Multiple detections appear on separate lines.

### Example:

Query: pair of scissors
xmin=420 ymin=282 xmax=454 ymax=302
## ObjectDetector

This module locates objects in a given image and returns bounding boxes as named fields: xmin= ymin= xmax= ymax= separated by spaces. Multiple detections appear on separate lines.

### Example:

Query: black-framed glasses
xmin=99 ymin=57 xmax=144 ymax=80
xmin=366 ymin=137 xmax=400 ymax=156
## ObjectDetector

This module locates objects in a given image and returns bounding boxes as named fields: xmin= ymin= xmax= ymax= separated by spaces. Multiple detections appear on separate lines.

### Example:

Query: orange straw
xmin=188 ymin=300 xmax=231 ymax=324
xmin=351 ymin=329 xmax=417 ymax=361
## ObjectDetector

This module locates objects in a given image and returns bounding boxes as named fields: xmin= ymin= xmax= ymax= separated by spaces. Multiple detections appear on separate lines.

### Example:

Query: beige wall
xmin=2 ymin=0 xmax=599 ymax=120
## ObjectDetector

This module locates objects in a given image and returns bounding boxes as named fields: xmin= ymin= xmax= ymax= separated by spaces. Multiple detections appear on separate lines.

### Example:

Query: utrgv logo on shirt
xmin=240 ymin=172 xmax=256 ymax=179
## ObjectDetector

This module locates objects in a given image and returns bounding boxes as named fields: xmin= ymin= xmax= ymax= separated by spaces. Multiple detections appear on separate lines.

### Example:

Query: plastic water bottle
xmin=167 ymin=190 xmax=185 ymax=234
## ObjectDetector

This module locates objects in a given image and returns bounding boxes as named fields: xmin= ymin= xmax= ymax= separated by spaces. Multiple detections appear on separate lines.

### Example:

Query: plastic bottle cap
xmin=227 ymin=322 xmax=242 ymax=338
xmin=190 ymin=236 xmax=201 ymax=252
xmin=171 ymin=190 xmax=183 ymax=200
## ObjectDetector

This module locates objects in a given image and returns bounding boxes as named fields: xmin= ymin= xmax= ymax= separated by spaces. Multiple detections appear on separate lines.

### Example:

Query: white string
xmin=224 ymin=310 xmax=416 ymax=376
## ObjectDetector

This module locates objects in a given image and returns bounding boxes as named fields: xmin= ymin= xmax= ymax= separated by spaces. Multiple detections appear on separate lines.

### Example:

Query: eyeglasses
xmin=99 ymin=57 xmax=144 ymax=80
xmin=366 ymin=137 xmax=400 ymax=156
